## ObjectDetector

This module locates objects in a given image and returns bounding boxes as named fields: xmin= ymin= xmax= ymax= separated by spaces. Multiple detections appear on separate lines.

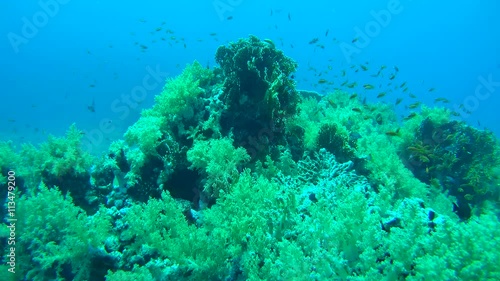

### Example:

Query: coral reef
xmin=400 ymin=117 xmax=500 ymax=219
xmin=1 ymin=36 xmax=500 ymax=280
xmin=215 ymin=35 xmax=300 ymax=161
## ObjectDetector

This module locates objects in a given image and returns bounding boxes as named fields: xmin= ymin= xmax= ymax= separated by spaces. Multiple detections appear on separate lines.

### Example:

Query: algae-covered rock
xmin=215 ymin=35 xmax=300 ymax=161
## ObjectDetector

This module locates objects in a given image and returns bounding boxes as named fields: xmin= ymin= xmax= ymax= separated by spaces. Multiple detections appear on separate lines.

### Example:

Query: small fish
xmin=394 ymin=66 xmax=399 ymax=72
xmin=89 ymin=84 xmax=95 ymax=88
xmin=288 ymin=12 xmax=291 ymax=21
xmin=352 ymin=37 xmax=359 ymax=43
xmin=360 ymin=64 xmax=369 ymax=71
xmin=309 ymin=38 xmax=319 ymax=44
xmin=389 ymin=74 xmax=396 ymax=80
xmin=341 ymin=80 xmax=348 ymax=86
xmin=363 ymin=84 xmax=375 ymax=90
xmin=209 ymin=32 xmax=217 ymax=36
xmin=341 ymin=70 xmax=346 ymax=77
xmin=402 ymin=87 xmax=409 ymax=92
xmin=400 ymin=82 xmax=407 ymax=88
xmin=385 ymin=130 xmax=400 ymax=137
xmin=377 ymin=92 xmax=386 ymax=98
xmin=407 ymin=146 xmax=423 ymax=153
xmin=408 ymin=102 xmax=421 ymax=109
xmin=428 ymin=88 xmax=436 ymax=92
xmin=349 ymin=93 xmax=358 ymax=99
xmin=395 ymin=98 xmax=403 ymax=106
xmin=140 ymin=44 xmax=148 ymax=49
xmin=419 ymin=155 xmax=430 ymax=163
xmin=409 ymin=93 xmax=417 ymax=98
xmin=404 ymin=112 xmax=417 ymax=120
xmin=352 ymin=108 xmax=362 ymax=113
xmin=155 ymin=27 xmax=162 ymax=32
xmin=325 ymin=29 xmax=329 ymax=37
xmin=227 ymin=16 xmax=233 ymax=20
xmin=434 ymin=97 xmax=450 ymax=103
xmin=87 ymin=99 xmax=96 ymax=113
xmin=318 ymin=79 xmax=328 ymax=84
xmin=347 ymin=82 xmax=357 ymax=88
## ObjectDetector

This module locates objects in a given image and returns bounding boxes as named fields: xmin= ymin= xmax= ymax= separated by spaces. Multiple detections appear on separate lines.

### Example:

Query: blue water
xmin=1 ymin=0 xmax=499 ymax=153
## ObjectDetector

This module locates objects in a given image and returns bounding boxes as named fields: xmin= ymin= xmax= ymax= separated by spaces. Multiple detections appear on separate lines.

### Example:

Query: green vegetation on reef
xmin=2 ymin=36 xmax=500 ymax=280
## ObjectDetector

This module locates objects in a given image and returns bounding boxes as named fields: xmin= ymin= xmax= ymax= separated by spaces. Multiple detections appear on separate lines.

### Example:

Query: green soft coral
xmin=187 ymin=137 xmax=250 ymax=198
xmin=15 ymin=182 xmax=112 ymax=281
xmin=151 ymin=60 xmax=213 ymax=118
xmin=19 ymin=124 xmax=94 ymax=180
xmin=41 ymin=124 xmax=93 ymax=176
xmin=119 ymin=191 xmax=231 ymax=280
xmin=0 ymin=141 xmax=20 ymax=185
xmin=106 ymin=265 xmax=154 ymax=281
xmin=124 ymin=114 xmax=166 ymax=155
xmin=120 ymin=191 xmax=194 ymax=257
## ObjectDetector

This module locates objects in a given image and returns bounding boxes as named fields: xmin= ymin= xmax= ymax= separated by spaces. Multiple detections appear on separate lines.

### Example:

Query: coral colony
xmin=1 ymin=36 xmax=499 ymax=280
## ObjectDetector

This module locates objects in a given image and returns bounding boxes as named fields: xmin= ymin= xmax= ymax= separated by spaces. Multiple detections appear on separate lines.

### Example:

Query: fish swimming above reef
xmin=309 ymin=38 xmax=319 ymax=44
xmin=87 ymin=99 xmax=96 ymax=113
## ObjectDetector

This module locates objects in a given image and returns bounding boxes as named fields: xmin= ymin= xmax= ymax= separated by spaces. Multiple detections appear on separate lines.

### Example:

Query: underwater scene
xmin=1 ymin=0 xmax=500 ymax=280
